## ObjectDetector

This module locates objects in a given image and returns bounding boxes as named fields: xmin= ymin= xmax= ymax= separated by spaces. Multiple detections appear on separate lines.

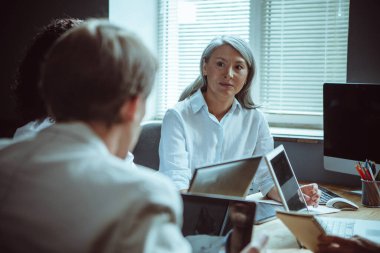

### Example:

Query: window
xmin=157 ymin=0 xmax=250 ymax=118
xmin=257 ymin=0 xmax=349 ymax=130
xmin=157 ymin=0 xmax=349 ymax=132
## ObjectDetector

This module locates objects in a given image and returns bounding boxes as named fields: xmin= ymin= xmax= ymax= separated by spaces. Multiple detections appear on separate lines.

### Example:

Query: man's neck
xmin=86 ymin=121 xmax=131 ymax=159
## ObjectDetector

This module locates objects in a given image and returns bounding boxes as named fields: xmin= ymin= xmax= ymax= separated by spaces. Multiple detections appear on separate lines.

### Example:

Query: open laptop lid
xmin=264 ymin=145 xmax=309 ymax=212
xmin=181 ymin=193 xmax=256 ymax=238
xmin=188 ymin=156 xmax=262 ymax=197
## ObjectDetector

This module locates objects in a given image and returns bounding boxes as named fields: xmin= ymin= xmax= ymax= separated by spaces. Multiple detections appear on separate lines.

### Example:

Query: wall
xmin=347 ymin=0 xmax=380 ymax=83
xmin=109 ymin=0 xmax=158 ymax=121
xmin=0 ymin=0 xmax=108 ymax=137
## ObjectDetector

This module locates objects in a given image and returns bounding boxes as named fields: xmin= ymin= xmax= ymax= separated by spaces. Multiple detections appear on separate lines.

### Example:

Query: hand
xmin=266 ymin=186 xmax=282 ymax=202
xmin=300 ymin=183 xmax=320 ymax=207
xmin=240 ymin=234 xmax=268 ymax=253
xmin=317 ymin=235 xmax=380 ymax=253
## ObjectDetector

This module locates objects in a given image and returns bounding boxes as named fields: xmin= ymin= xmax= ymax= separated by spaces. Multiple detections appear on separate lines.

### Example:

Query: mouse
xmin=325 ymin=197 xmax=359 ymax=211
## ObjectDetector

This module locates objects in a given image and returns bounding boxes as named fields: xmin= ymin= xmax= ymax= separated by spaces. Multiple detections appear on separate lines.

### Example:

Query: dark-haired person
xmin=12 ymin=18 xmax=82 ymax=138
xmin=7 ymin=18 xmax=136 ymax=164
xmin=159 ymin=35 xmax=320 ymax=205
xmin=0 ymin=20 xmax=264 ymax=253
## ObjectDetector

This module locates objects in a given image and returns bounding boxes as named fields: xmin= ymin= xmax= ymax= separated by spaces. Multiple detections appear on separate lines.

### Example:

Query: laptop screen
xmin=266 ymin=145 xmax=308 ymax=212
xmin=188 ymin=156 xmax=262 ymax=197
xmin=181 ymin=193 xmax=256 ymax=237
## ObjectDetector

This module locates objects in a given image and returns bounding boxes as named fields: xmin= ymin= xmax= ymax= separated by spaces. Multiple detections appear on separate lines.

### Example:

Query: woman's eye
xmin=216 ymin=61 xmax=225 ymax=67
xmin=236 ymin=65 xmax=244 ymax=70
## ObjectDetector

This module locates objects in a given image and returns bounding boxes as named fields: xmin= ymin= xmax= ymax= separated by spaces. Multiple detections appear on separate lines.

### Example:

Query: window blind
xmin=157 ymin=0 xmax=251 ymax=119
xmin=259 ymin=0 xmax=349 ymax=119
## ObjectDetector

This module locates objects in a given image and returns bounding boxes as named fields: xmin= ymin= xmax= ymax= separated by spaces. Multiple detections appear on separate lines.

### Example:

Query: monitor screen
xmin=323 ymin=83 xmax=380 ymax=175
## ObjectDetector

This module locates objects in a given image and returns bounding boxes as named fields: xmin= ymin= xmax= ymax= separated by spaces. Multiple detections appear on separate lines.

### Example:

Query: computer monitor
xmin=323 ymin=83 xmax=380 ymax=175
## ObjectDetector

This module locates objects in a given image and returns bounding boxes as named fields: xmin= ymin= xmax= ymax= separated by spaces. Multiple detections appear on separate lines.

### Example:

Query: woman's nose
xmin=225 ymin=67 xmax=234 ymax=79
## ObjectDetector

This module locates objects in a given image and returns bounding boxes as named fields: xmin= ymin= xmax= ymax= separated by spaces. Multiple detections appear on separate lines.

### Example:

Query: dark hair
xmin=40 ymin=19 xmax=158 ymax=125
xmin=179 ymin=35 xmax=257 ymax=109
xmin=12 ymin=18 xmax=82 ymax=123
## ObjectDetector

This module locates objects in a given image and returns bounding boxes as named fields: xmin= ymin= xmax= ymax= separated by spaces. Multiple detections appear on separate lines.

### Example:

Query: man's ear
xmin=119 ymin=96 xmax=141 ymax=122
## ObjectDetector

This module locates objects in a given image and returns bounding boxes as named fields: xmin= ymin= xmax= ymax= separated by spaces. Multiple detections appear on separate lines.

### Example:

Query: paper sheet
xmin=307 ymin=205 xmax=341 ymax=214
xmin=245 ymin=193 xmax=283 ymax=205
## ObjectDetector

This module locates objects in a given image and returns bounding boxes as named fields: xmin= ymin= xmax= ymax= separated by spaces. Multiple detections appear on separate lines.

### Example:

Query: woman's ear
xmin=202 ymin=59 xmax=207 ymax=76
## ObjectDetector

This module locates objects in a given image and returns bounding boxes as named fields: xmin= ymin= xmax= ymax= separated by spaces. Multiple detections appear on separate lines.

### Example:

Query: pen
xmin=366 ymin=161 xmax=376 ymax=181
xmin=369 ymin=160 xmax=377 ymax=177
xmin=364 ymin=167 xmax=374 ymax=181
xmin=376 ymin=171 xmax=380 ymax=181
xmin=355 ymin=163 xmax=366 ymax=179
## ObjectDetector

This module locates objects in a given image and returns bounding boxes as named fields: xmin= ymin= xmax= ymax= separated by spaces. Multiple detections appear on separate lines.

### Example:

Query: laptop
xmin=277 ymin=210 xmax=380 ymax=252
xmin=264 ymin=145 xmax=309 ymax=212
xmin=188 ymin=156 xmax=262 ymax=197
xmin=181 ymin=193 xmax=256 ymax=237
xmin=267 ymin=145 xmax=380 ymax=250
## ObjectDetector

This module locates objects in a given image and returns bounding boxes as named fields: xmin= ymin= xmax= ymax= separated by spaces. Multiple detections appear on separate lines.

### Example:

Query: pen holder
xmin=361 ymin=179 xmax=380 ymax=207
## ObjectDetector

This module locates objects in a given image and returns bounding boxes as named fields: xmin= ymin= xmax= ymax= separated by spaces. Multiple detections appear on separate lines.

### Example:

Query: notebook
xmin=188 ymin=156 xmax=262 ymax=197
xmin=181 ymin=193 xmax=256 ymax=237
xmin=277 ymin=210 xmax=380 ymax=252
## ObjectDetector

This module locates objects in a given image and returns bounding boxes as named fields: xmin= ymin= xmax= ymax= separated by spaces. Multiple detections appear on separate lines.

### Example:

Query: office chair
xmin=133 ymin=120 xmax=162 ymax=171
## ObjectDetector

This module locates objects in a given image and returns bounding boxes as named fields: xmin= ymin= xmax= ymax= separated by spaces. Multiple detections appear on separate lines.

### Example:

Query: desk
xmin=253 ymin=183 xmax=380 ymax=252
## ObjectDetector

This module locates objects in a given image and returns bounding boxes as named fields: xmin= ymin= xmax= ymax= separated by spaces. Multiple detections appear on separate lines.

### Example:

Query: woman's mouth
xmin=219 ymin=82 xmax=233 ymax=88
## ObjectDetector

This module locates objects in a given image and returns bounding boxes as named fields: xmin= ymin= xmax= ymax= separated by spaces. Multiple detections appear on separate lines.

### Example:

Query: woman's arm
xmin=159 ymin=109 xmax=192 ymax=190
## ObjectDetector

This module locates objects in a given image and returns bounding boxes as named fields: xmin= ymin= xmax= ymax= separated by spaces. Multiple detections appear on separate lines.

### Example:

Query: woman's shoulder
xmin=241 ymin=106 xmax=265 ymax=117
xmin=164 ymin=98 xmax=194 ymax=120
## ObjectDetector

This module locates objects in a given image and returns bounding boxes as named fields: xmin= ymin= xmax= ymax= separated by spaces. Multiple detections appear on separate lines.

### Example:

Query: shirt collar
xmin=41 ymin=122 xmax=136 ymax=162
xmin=190 ymin=89 xmax=242 ymax=114
xmin=44 ymin=122 xmax=110 ymax=155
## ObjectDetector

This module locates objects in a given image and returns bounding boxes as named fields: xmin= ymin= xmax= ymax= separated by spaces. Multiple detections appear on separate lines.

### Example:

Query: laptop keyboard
xmin=317 ymin=217 xmax=355 ymax=238
xmin=319 ymin=186 xmax=341 ymax=205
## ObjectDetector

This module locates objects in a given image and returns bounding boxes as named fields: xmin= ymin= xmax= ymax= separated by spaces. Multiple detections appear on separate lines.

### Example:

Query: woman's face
xmin=202 ymin=44 xmax=249 ymax=102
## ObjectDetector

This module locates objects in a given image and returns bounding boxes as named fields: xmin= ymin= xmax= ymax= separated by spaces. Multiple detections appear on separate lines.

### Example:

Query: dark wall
xmin=276 ymin=140 xmax=360 ymax=188
xmin=347 ymin=0 xmax=380 ymax=82
xmin=0 ymin=0 xmax=108 ymax=137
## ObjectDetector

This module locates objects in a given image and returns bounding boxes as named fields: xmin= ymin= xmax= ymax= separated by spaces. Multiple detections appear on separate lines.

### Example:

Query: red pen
xmin=355 ymin=164 xmax=366 ymax=179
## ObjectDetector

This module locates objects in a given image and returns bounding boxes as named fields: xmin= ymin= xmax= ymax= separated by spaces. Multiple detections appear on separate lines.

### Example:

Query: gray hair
xmin=40 ymin=19 xmax=158 ymax=125
xmin=179 ymin=35 xmax=256 ymax=109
